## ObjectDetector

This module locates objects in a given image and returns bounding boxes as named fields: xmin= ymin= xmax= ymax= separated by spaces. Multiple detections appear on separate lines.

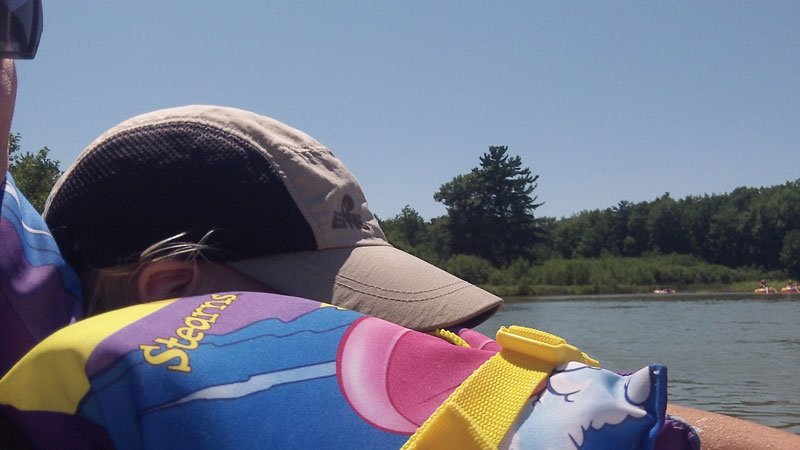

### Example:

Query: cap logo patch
xmin=332 ymin=195 xmax=363 ymax=230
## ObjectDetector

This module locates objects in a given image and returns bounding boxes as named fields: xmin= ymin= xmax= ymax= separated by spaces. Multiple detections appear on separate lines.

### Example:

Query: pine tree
xmin=435 ymin=146 xmax=542 ymax=265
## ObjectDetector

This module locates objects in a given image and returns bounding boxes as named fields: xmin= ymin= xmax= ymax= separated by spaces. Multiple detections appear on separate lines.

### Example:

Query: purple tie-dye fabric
xmin=0 ymin=173 xmax=83 ymax=376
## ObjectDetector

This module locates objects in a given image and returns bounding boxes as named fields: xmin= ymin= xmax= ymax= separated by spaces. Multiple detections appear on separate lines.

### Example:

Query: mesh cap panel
xmin=45 ymin=122 xmax=317 ymax=269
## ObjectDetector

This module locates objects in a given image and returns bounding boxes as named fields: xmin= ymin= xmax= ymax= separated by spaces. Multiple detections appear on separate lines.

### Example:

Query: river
xmin=472 ymin=292 xmax=800 ymax=434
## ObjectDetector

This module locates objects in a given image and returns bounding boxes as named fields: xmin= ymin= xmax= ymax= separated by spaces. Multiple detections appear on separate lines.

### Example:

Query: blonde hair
xmin=81 ymin=231 xmax=214 ymax=316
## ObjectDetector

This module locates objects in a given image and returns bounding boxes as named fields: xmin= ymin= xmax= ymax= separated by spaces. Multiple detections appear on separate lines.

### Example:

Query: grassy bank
xmin=441 ymin=253 xmax=787 ymax=297
xmin=481 ymin=281 xmax=790 ymax=298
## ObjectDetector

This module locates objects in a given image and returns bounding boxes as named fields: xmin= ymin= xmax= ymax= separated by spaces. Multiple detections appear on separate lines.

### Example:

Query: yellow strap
xmin=429 ymin=328 xmax=471 ymax=348
xmin=402 ymin=326 xmax=598 ymax=450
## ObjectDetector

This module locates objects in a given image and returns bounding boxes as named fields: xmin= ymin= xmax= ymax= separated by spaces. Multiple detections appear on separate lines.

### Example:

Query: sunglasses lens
xmin=0 ymin=0 xmax=43 ymax=59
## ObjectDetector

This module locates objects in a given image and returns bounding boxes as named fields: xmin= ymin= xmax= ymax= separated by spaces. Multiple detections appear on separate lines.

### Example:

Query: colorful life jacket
xmin=0 ymin=174 xmax=83 ymax=376
xmin=0 ymin=290 xmax=673 ymax=449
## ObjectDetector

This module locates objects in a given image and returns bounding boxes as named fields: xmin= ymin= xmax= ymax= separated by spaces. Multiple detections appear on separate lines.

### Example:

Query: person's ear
xmin=136 ymin=260 xmax=197 ymax=302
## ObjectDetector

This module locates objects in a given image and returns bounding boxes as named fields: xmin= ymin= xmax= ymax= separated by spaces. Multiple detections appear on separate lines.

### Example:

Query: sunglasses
xmin=1 ymin=0 xmax=42 ymax=59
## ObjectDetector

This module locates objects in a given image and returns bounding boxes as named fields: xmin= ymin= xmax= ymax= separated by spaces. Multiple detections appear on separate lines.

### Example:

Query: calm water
xmin=473 ymin=293 xmax=800 ymax=434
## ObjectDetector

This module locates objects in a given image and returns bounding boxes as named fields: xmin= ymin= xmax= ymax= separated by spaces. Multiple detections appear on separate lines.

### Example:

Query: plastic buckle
xmin=496 ymin=326 xmax=599 ymax=367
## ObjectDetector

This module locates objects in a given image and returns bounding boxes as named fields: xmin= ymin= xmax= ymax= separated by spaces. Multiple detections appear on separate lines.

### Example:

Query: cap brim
xmin=227 ymin=245 xmax=502 ymax=331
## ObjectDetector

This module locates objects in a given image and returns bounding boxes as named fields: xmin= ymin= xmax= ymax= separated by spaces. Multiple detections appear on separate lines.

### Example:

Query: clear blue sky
xmin=11 ymin=1 xmax=800 ymax=220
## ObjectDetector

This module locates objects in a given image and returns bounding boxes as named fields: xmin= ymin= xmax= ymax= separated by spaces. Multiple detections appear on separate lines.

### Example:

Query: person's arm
xmin=1 ymin=58 xmax=17 ymax=181
xmin=667 ymin=404 xmax=800 ymax=450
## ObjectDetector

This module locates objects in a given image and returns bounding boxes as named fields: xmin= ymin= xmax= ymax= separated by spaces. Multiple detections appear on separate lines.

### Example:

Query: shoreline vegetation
xmin=373 ymin=148 xmax=800 ymax=302
xmin=442 ymin=253 xmax=791 ymax=298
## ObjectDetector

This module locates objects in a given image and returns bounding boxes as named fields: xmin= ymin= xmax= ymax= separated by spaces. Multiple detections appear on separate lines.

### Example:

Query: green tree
xmin=434 ymin=146 xmax=543 ymax=266
xmin=392 ymin=205 xmax=426 ymax=247
xmin=575 ymin=210 xmax=611 ymax=258
xmin=380 ymin=205 xmax=428 ymax=254
xmin=379 ymin=206 xmax=449 ymax=265
xmin=780 ymin=230 xmax=800 ymax=278
xmin=681 ymin=194 xmax=717 ymax=262
xmin=8 ymin=133 xmax=62 ymax=213
xmin=609 ymin=201 xmax=632 ymax=256
xmin=551 ymin=214 xmax=582 ymax=258
xmin=434 ymin=171 xmax=487 ymax=257
xmin=647 ymin=193 xmax=689 ymax=254
xmin=421 ymin=216 xmax=451 ymax=264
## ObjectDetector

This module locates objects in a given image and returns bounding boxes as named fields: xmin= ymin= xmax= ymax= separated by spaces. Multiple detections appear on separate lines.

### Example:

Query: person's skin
xmin=0 ymin=58 xmax=16 ymax=179
xmin=136 ymin=259 xmax=274 ymax=302
xmin=667 ymin=404 xmax=800 ymax=449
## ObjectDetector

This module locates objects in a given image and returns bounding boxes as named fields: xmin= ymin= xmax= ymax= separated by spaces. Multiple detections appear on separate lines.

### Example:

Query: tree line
xmin=380 ymin=147 xmax=800 ymax=282
xmin=546 ymin=185 xmax=800 ymax=276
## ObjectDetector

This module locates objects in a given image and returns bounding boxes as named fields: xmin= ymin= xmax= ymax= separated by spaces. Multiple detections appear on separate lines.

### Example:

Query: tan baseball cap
xmin=44 ymin=105 xmax=502 ymax=331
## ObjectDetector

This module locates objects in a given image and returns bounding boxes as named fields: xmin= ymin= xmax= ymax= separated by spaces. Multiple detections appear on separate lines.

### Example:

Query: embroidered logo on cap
xmin=332 ymin=195 xmax=364 ymax=230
